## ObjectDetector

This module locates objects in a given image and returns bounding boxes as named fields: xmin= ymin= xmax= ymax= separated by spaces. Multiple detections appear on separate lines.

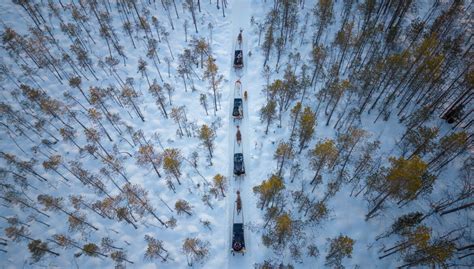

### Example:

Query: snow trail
xmin=226 ymin=1 xmax=257 ymax=268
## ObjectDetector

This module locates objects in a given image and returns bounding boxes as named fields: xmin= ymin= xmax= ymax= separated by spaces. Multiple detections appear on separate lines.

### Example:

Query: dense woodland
xmin=253 ymin=0 xmax=472 ymax=268
xmin=0 ymin=0 xmax=472 ymax=268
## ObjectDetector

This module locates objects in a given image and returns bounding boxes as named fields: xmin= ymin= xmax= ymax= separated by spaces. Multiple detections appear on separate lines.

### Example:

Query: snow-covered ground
xmin=0 ymin=0 xmax=472 ymax=268
xmin=0 ymin=1 xmax=235 ymax=268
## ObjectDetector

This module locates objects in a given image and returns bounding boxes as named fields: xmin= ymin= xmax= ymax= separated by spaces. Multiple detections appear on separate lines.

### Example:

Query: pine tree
xmin=366 ymin=156 xmax=430 ymax=219
xmin=289 ymin=102 xmax=303 ymax=139
xmin=269 ymin=76 xmax=299 ymax=127
xmin=119 ymin=85 xmax=144 ymax=122
xmin=297 ymin=107 xmax=316 ymax=153
xmin=309 ymin=139 xmax=338 ymax=191
xmin=333 ymin=21 xmax=354 ymax=74
xmin=175 ymin=199 xmax=193 ymax=216
xmin=144 ymin=235 xmax=169 ymax=262
xmin=325 ymin=79 xmax=350 ymax=126
xmin=148 ymin=79 xmax=168 ymax=118
xmin=184 ymin=0 xmax=198 ymax=33
xmin=135 ymin=145 xmax=162 ymax=178
xmin=213 ymin=174 xmax=226 ymax=197
xmin=274 ymin=141 xmax=294 ymax=177
xmin=182 ymin=237 xmax=209 ymax=266
xmin=69 ymin=76 xmax=90 ymax=104
xmin=308 ymin=200 xmax=329 ymax=224
xmin=162 ymin=148 xmax=183 ymax=185
xmin=37 ymin=194 xmax=98 ymax=231
xmin=170 ymin=106 xmax=187 ymax=138
xmin=429 ymin=131 xmax=468 ymax=172
xmin=335 ymin=127 xmax=367 ymax=182
xmin=260 ymin=99 xmax=277 ymax=134
xmin=313 ymin=0 xmax=334 ymax=45
xmin=386 ymin=156 xmax=428 ymax=201
xmin=191 ymin=37 xmax=209 ymax=68
xmin=198 ymin=124 xmax=216 ymax=165
xmin=401 ymin=239 xmax=455 ymax=268
xmin=325 ymin=235 xmax=354 ymax=268
xmin=42 ymin=155 xmax=71 ymax=182
xmin=110 ymin=250 xmax=133 ymax=265
xmin=203 ymin=56 xmax=223 ymax=114
xmin=82 ymin=243 xmax=107 ymax=257
xmin=200 ymin=93 xmax=209 ymax=115
xmin=400 ymin=126 xmax=439 ymax=158
xmin=28 ymin=239 xmax=60 ymax=262
xmin=266 ymin=213 xmax=293 ymax=247
xmin=163 ymin=83 xmax=174 ymax=106
xmin=253 ymin=174 xmax=285 ymax=210
xmin=376 ymin=211 xmax=424 ymax=241
xmin=262 ymin=24 xmax=274 ymax=67
xmin=380 ymin=225 xmax=431 ymax=260
xmin=310 ymin=44 xmax=327 ymax=85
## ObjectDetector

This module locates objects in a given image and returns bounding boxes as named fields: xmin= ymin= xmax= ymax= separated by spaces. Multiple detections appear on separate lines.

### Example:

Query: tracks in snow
xmin=226 ymin=1 xmax=254 ymax=268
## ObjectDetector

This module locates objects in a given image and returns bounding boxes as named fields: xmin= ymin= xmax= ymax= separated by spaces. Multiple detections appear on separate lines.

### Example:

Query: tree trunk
xmin=366 ymin=192 xmax=390 ymax=220
xmin=440 ymin=202 xmax=474 ymax=216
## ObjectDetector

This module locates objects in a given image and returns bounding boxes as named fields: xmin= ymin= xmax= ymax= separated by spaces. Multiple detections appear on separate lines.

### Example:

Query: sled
xmin=231 ymin=193 xmax=245 ymax=256
xmin=234 ymin=50 xmax=243 ymax=68
xmin=231 ymin=223 xmax=246 ymax=255
xmin=232 ymin=98 xmax=243 ymax=120
xmin=233 ymin=153 xmax=245 ymax=176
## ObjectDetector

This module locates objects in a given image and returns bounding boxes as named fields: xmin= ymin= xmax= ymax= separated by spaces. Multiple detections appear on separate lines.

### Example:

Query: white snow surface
xmin=0 ymin=0 xmax=471 ymax=269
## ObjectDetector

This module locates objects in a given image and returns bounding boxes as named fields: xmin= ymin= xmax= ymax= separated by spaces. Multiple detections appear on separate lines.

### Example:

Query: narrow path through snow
xmin=226 ymin=1 xmax=254 ymax=268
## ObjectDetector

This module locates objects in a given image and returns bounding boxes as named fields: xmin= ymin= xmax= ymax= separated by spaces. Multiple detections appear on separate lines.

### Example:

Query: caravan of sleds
xmin=231 ymin=29 xmax=246 ymax=256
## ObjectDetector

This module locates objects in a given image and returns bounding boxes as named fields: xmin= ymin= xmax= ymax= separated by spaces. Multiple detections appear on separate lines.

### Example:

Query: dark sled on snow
xmin=231 ymin=223 xmax=246 ymax=255
xmin=232 ymin=98 xmax=243 ymax=119
xmin=234 ymin=50 xmax=243 ymax=68
xmin=233 ymin=153 xmax=245 ymax=176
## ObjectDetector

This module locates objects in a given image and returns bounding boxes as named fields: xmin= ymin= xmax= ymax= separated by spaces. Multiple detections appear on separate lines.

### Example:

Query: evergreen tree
xmin=274 ymin=141 xmax=294 ymax=177
xmin=198 ymin=124 xmax=216 ymax=165
xmin=28 ymin=239 xmax=60 ymax=262
xmin=400 ymin=126 xmax=439 ymax=158
xmin=148 ymin=80 xmax=168 ymax=118
xmin=313 ymin=0 xmax=334 ymax=45
xmin=253 ymin=174 xmax=285 ymax=210
xmin=262 ymin=213 xmax=293 ymax=249
xmin=162 ymin=148 xmax=183 ymax=185
xmin=212 ymin=174 xmax=226 ymax=197
xmin=203 ymin=56 xmax=223 ymax=114
xmin=175 ymin=199 xmax=193 ymax=216
xmin=144 ymin=235 xmax=169 ymax=262
xmin=297 ymin=107 xmax=316 ymax=153
xmin=182 ymin=237 xmax=209 ymax=266
xmin=309 ymin=139 xmax=338 ymax=191
xmin=325 ymin=235 xmax=354 ymax=268
xmin=260 ymin=99 xmax=277 ymax=134
xmin=366 ymin=156 xmax=430 ymax=219
xmin=135 ymin=145 xmax=162 ymax=178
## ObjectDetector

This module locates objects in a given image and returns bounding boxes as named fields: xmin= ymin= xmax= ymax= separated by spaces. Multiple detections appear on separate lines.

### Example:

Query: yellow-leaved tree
xmin=212 ymin=174 xmax=226 ymax=198
xmin=162 ymin=148 xmax=183 ymax=185
xmin=309 ymin=139 xmax=338 ymax=191
xmin=198 ymin=124 xmax=216 ymax=165
xmin=366 ymin=155 xmax=430 ymax=220
xmin=325 ymin=234 xmax=354 ymax=268
xmin=253 ymin=174 xmax=285 ymax=210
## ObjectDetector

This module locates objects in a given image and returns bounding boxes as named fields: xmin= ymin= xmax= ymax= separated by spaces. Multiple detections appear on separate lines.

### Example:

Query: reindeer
xmin=236 ymin=126 xmax=242 ymax=145
xmin=237 ymin=29 xmax=243 ymax=48
xmin=236 ymin=191 xmax=242 ymax=214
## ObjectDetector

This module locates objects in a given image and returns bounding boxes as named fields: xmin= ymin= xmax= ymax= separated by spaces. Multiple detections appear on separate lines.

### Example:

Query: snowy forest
xmin=0 ymin=0 xmax=472 ymax=268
